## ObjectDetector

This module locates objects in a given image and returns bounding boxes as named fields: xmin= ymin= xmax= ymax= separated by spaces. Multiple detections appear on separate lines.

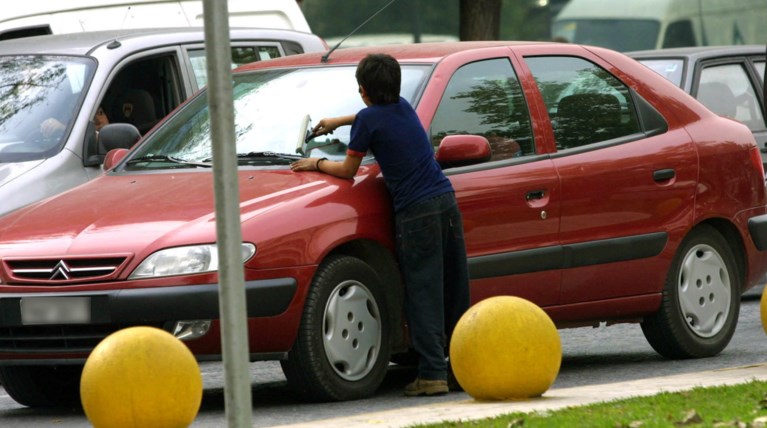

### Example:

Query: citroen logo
xmin=50 ymin=260 xmax=72 ymax=280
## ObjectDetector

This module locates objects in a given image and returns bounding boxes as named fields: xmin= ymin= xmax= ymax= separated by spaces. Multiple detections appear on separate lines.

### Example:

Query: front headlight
xmin=129 ymin=243 xmax=256 ymax=279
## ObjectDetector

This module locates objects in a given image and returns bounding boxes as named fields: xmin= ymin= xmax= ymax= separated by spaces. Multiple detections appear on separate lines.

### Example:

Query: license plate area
xmin=20 ymin=297 xmax=91 ymax=325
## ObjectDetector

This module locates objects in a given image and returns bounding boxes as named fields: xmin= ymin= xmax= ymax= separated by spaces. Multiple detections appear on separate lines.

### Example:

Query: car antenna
xmin=321 ymin=0 xmax=397 ymax=63
xmin=107 ymin=6 xmax=133 ymax=49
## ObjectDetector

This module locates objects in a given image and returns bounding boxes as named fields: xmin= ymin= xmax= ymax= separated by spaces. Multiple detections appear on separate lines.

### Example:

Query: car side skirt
xmin=468 ymin=232 xmax=668 ymax=278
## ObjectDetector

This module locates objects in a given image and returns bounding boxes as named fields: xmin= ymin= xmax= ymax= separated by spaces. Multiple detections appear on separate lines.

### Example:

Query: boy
xmin=290 ymin=53 xmax=470 ymax=397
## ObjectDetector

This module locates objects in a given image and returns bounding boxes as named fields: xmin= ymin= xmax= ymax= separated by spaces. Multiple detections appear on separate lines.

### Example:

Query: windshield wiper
xmin=236 ymin=151 xmax=302 ymax=163
xmin=126 ymin=154 xmax=212 ymax=168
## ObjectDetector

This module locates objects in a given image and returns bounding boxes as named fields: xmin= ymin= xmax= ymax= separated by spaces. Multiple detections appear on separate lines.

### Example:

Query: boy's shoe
xmin=404 ymin=378 xmax=449 ymax=397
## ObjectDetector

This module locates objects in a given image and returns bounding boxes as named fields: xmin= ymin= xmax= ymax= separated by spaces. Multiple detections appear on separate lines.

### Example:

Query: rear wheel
xmin=0 ymin=365 xmax=82 ymax=408
xmin=641 ymin=225 xmax=740 ymax=358
xmin=281 ymin=255 xmax=391 ymax=401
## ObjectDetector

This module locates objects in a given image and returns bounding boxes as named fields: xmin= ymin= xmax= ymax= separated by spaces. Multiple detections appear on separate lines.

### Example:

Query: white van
xmin=0 ymin=0 xmax=310 ymax=40
xmin=552 ymin=0 xmax=767 ymax=52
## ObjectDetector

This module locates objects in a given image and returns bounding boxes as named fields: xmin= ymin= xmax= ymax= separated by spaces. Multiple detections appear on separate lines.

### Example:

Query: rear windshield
xmin=636 ymin=58 xmax=685 ymax=87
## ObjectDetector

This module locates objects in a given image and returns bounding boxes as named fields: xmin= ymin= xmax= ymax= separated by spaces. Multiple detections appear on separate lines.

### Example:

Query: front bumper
xmin=0 ymin=278 xmax=296 ymax=358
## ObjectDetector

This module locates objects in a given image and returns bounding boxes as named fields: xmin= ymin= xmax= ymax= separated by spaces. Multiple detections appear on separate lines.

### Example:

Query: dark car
xmin=2 ymin=41 xmax=767 ymax=407
xmin=629 ymin=45 xmax=766 ymax=165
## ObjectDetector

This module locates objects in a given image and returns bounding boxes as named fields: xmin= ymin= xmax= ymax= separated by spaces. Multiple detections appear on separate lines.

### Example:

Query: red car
xmin=1 ymin=41 xmax=767 ymax=407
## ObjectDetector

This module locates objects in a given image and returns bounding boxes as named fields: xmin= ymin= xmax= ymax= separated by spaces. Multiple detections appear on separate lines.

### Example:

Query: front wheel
xmin=0 ymin=365 xmax=82 ymax=408
xmin=281 ymin=255 xmax=391 ymax=401
xmin=641 ymin=225 xmax=740 ymax=359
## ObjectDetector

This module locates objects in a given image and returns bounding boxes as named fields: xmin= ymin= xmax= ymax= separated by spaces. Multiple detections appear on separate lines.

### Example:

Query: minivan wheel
xmin=281 ymin=255 xmax=391 ymax=401
xmin=641 ymin=225 xmax=740 ymax=359
xmin=0 ymin=365 xmax=82 ymax=408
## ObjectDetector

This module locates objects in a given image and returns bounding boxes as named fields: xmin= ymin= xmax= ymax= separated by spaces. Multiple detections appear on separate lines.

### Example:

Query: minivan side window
xmin=430 ymin=58 xmax=534 ymax=162
xmin=663 ymin=19 xmax=696 ymax=48
xmin=525 ymin=56 xmax=641 ymax=150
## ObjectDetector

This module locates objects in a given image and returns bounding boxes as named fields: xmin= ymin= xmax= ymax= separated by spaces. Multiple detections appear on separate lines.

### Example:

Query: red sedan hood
xmin=0 ymin=170 xmax=331 ymax=257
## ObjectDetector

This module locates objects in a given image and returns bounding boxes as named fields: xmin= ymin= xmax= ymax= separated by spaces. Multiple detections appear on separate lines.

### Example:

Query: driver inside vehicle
xmin=40 ymin=106 xmax=109 ymax=138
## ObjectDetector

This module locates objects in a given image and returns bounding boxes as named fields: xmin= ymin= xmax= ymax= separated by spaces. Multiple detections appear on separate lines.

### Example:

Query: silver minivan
xmin=0 ymin=27 xmax=326 ymax=215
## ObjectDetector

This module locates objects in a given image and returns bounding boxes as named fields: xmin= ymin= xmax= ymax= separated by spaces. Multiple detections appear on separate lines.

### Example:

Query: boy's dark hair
xmin=355 ymin=53 xmax=401 ymax=104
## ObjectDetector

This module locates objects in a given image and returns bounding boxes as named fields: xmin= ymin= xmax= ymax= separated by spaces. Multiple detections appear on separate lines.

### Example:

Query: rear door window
xmin=697 ymin=63 xmax=765 ymax=131
xmin=525 ymin=56 xmax=642 ymax=150
xmin=186 ymin=43 xmax=284 ymax=90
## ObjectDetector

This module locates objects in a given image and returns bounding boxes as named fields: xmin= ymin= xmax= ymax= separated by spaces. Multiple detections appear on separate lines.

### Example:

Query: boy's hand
xmin=290 ymin=157 xmax=321 ymax=172
xmin=312 ymin=118 xmax=339 ymax=136
xmin=312 ymin=114 xmax=356 ymax=136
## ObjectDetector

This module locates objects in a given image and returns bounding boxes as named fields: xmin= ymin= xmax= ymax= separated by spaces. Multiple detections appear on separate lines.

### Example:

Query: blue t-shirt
xmin=348 ymin=97 xmax=453 ymax=212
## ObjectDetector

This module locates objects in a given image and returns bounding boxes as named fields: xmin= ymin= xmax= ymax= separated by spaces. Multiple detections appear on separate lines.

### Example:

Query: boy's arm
xmin=290 ymin=154 xmax=362 ymax=179
xmin=292 ymin=114 xmax=362 ymax=177
xmin=312 ymin=114 xmax=356 ymax=136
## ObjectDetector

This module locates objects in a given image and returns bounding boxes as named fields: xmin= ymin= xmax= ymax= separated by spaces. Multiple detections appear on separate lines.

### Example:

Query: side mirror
xmin=103 ymin=148 xmax=130 ymax=171
xmin=435 ymin=135 xmax=491 ymax=169
xmin=99 ymin=123 xmax=141 ymax=152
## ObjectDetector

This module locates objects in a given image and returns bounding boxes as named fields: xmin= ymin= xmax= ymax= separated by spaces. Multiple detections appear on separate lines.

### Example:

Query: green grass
xmin=414 ymin=380 xmax=767 ymax=428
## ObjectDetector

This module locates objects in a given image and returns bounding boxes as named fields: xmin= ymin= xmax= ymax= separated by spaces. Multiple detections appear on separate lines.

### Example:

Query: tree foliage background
xmin=301 ymin=0 xmax=557 ymax=42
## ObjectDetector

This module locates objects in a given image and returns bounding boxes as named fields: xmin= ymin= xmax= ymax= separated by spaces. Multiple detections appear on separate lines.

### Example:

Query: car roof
xmin=0 ymin=26 xmax=324 ymax=56
xmin=237 ymin=40 xmax=554 ymax=70
xmin=628 ymin=44 xmax=766 ymax=61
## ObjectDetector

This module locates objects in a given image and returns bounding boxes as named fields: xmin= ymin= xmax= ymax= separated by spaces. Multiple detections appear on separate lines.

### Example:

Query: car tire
xmin=641 ymin=225 xmax=740 ymax=359
xmin=281 ymin=254 xmax=391 ymax=401
xmin=0 ymin=365 xmax=82 ymax=408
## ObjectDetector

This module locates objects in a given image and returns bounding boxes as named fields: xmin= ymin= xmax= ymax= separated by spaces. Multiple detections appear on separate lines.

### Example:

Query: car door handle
xmin=653 ymin=169 xmax=675 ymax=182
xmin=525 ymin=190 xmax=545 ymax=201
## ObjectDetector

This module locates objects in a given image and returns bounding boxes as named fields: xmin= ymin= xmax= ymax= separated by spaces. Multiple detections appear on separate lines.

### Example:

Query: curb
xmin=276 ymin=363 xmax=767 ymax=427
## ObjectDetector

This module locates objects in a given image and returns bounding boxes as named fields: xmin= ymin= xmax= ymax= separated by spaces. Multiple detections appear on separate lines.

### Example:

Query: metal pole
xmin=201 ymin=1 xmax=253 ymax=427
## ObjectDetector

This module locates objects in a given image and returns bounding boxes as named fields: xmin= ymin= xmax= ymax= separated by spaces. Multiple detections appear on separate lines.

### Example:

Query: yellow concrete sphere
xmin=761 ymin=290 xmax=767 ymax=335
xmin=449 ymin=296 xmax=561 ymax=400
xmin=80 ymin=326 xmax=203 ymax=428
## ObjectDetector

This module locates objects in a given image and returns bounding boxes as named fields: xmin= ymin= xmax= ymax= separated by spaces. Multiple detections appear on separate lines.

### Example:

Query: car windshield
xmin=0 ymin=55 xmax=94 ymax=162
xmin=124 ymin=64 xmax=432 ymax=170
xmin=553 ymin=19 xmax=660 ymax=52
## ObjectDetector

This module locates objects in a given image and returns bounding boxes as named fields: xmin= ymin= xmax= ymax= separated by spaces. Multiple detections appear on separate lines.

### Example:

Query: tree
xmin=459 ymin=0 xmax=502 ymax=41
xmin=301 ymin=0 xmax=552 ymax=42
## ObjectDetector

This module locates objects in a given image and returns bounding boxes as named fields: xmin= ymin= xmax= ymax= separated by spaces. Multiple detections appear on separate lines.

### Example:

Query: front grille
xmin=0 ymin=323 xmax=166 ymax=353
xmin=3 ymin=256 xmax=129 ymax=285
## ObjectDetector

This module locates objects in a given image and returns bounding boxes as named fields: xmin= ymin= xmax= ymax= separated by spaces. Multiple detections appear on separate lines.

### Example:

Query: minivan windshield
xmin=0 ymin=56 xmax=94 ymax=162
xmin=124 ymin=64 xmax=431 ymax=170
xmin=552 ymin=19 xmax=660 ymax=51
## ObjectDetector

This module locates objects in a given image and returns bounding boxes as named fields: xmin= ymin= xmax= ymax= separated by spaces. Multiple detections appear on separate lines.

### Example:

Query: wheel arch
xmin=697 ymin=218 xmax=747 ymax=293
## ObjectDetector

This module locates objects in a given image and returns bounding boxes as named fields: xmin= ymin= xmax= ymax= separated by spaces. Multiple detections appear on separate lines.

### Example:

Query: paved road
xmin=2 ymin=296 xmax=766 ymax=427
